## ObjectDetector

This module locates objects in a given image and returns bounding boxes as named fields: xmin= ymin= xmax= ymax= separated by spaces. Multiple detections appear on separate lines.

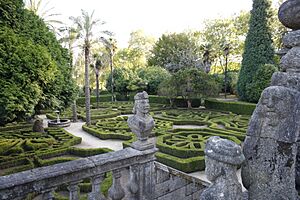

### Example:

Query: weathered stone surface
xmin=242 ymin=137 xmax=298 ymax=200
xmin=32 ymin=118 xmax=44 ymax=133
xmin=246 ymin=86 xmax=300 ymax=143
xmin=200 ymin=136 xmax=244 ymax=200
xmin=242 ymin=86 xmax=300 ymax=200
xmin=128 ymin=91 xmax=155 ymax=150
xmin=280 ymin=47 xmax=300 ymax=72
xmin=0 ymin=147 xmax=157 ymax=200
xmin=271 ymin=72 xmax=300 ymax=92
xmin=278 ymin=0 xmax=300 ymax=30
xmin=154 ymin=162 xmax=207 ymax=200
xmin=282 ymin=30 xmax=300 ymax=48
xmin=296 ymin=140 xmax=300 ymax=191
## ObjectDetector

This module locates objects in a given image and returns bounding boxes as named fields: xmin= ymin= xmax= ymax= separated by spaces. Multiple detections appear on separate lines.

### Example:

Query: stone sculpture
xmin=32 ymin=118 xmax=44 ymax=133
xmin=199 ymin=136 xmax=245 ymax=200
xmin=242 ymin=86 xmax=300 ymax=200
xmin=127 ymin=91 xmax=155 ymax=150
xmin=241 ymin=1 xmax=300 ymax=199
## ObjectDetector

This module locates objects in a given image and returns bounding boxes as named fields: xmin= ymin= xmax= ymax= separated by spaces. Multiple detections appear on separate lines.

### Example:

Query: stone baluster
xmin=68 ymin=181 xmax=81 ymax=200
xmin=42 ymin=188 xmax=55 ymax=200
xmin=108 ymin=169 xmax=125 ymax=200
xmin=127 ymin=164 xmax=139 ymax=200
xmin=88 ymin=174 xmax=106 ymax=200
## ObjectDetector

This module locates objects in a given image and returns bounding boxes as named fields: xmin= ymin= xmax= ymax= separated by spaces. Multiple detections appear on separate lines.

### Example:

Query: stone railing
xmin=0 ymin=147 xmax=157 ymax=200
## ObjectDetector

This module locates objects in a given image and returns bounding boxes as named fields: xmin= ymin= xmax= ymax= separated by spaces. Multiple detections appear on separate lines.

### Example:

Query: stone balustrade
xmin=0 ymin=147 xmax=157 ymax=200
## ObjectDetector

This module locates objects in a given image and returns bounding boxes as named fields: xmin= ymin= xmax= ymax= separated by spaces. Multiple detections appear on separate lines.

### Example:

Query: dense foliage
xmin=137 ymin=66 xmax=171 ymax=95
xmin=237 ymin=0 xmax=275 ymax=102
xmin=0 ymin=0 xmax=77 ymax=125
xmin=158 ymin=68 xmax=220 ymax=108
xmin=200 ymin=11 xmax=250 ymax=74
xmin=148 ymin=32 xmax=204 ymax=73
xmin=105 ymin=68 xmax=146 ymax=97
xmin=245 ymin=64 xmax=278 ymax=102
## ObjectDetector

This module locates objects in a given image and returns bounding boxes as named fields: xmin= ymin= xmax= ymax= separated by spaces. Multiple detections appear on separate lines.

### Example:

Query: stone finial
xmin=200 ymin=136 xmax=245 ymax=200
xmin=128 ymin=91 xmax=155 ymax=150
xmin=278 ymin=0 xmax=300 ymax=30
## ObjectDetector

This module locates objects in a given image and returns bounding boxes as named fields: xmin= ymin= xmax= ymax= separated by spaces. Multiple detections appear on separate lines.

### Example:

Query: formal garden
xmin=0 ymin=0 xmax=289 ymax=199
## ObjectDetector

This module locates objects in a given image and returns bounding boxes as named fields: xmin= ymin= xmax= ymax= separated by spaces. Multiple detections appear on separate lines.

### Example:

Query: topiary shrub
xmin=237 ymin=0 xmax=274 ymax=102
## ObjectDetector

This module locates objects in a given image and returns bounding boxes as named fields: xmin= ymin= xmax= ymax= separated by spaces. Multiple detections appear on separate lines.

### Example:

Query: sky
xmin=46 ymin=0 xmax=253 ymax=47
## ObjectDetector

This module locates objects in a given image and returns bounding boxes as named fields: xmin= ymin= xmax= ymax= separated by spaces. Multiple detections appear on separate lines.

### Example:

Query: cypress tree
xmin=237 ymin=0 xmax=274 ymax=102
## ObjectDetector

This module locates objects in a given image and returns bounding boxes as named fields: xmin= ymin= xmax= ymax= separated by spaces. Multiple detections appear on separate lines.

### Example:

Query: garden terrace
xmin=0 ymin=126 xmax=112 ymax=176
xmin=0 ymin=147 xmax=152 ymax=199
xmin=83 ymin=108 xmax=250 ymax=172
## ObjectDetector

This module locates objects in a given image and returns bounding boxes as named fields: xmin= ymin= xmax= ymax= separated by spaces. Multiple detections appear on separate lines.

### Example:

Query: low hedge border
xmin=0 ymin=123 xmax=32 ymax=132
xmin=78 ymin=112 xmax=120 ymax=121
xmin=68 ymin=147 xmax=113 ymax=157
xmin=77 ymin=95 xmax=112 ymax=105
xmin=82 ymin=125 xmax=133 ymax=140
xmin=204 ymin=98 xmax=256 ymax=115
xmin=128 ymin=95 xmax=202 ymax=108
xmin=156 ymin=131 xmax=241 ymax=159
xmin=155 ymin=152 xmax=205 ymax=173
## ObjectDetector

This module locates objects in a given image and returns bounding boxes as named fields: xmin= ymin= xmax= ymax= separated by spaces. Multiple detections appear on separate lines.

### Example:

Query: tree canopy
xmin=0 ymin=0 xmax=77 ymax=124
xmin=148 ymin=32 xmax=204 ymax=73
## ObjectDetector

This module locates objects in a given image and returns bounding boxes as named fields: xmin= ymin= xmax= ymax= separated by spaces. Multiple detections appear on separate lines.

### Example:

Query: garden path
xmin=38 ymin=115 xmax=124 ymax=151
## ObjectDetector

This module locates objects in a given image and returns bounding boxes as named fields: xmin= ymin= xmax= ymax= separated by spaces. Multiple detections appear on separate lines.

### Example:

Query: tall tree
xmin=114 ymin=30 xmax=155 ymax=70
xmin=0 ymin=0 xmax=77 ymax=124
xmin=200 ymin=11 xmax=250 ymax=74
xmin=237 ymin=0 xmax=274 ymax=102
xmin=100 ymin=37 xmax=117 ymax=101
xmin=70 ymin=10 xmax=104 ymax=125
xmin=148 ymin=32 xmax=204 ymax=73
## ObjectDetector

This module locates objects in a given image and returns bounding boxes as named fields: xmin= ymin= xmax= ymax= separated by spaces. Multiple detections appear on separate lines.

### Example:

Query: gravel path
xmin=38 ymin=115 xmax=124 ymax=151
xmin=64 ymin=122 xmax=124 ymax=151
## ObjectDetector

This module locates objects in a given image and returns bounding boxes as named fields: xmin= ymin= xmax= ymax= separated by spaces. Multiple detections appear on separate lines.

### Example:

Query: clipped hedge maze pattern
xmin=154 ymin=110 xmax=249 ymax=172
xmin=84 ymin=108 xmax=249 ymax=173
xmin=84 ymin=116 xmax=173 ymax=143
xmin=0 ymin=127 xmax=82 ymax=175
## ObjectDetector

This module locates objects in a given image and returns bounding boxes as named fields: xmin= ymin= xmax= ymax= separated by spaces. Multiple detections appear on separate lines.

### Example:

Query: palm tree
xmin=70 ymin=10 xmax=105 ymax=125
xmin=94 ymin=58 xmax=103 ymax=109
xmin=24 ymin=0 xmax=62 ymax=31
xmin=100 ymin=37 xmax=117 ymax=102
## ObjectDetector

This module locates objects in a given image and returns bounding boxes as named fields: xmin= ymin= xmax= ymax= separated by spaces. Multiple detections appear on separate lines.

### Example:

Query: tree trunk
xmin=72 ymin=100 xmax=78 ymax=122
xmin=96 ymin=74 xmax=99 ymax=109
xmin=84 ymin=45 xmax=91 ymax=125
xmin=110 ymin=53 xmax=114 ymax=102
xmin=187 ymin=100 xmax=192 ymax=109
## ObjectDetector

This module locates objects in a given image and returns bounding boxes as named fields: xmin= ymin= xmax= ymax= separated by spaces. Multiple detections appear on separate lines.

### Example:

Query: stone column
xmin=241 ymin=1 xmax=300 ymax=199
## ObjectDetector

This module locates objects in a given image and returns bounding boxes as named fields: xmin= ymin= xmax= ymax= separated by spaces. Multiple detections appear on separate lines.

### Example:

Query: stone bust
xmin=200 ymin=136 xmax=245 ymax=200
xmin=127 ymin=91 xmax=155 ymax=150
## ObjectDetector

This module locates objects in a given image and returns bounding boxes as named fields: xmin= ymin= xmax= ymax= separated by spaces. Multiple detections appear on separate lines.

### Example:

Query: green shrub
xmin=77 ymin=95 xmax=112 ymax=105
xmin=245 ymin=64 xmax=278 ymax=103
xmin=68 ymin=147 xmax=112 ymax=157
xmin=82 ymin=125 xmax=133 ymax=140
xmin=156 ymin=152 xmax=205 ymax=173
xmin=204 ymin=99 xmax=256 ymax=115
xmin=41 ymin=157 xmax=77 ymax=167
